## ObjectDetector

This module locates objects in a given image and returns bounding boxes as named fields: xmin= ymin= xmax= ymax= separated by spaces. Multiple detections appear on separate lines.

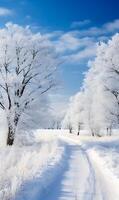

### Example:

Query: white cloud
xmin=0 ymin=7 xmax=13 ymax=16
xmin=48 ymin=31 xmax=96 ymax=64
xmin=52 ymin=32 xmax=95 ymax=54
xmin=43 ymin=19 xmax=119 ymax=65
xmin=64 ymin=45 xmax=97 ymax=64
xmin=76 ymin=19 xmax=119 ymax=37
xmin=54 ymin=32 xmax=81 ymax=53
xmin=44 ymin=31 xmax=63 ymax=39
xmin=103 ymin=19 xmax=119 ymax=32
xmin=71 ymin=20 xmax=91 ymax=28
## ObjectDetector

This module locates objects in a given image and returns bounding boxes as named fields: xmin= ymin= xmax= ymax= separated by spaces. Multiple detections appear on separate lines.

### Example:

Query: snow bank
xmin=0 ymin=131 xmax=65 ymax=200
xmin=82 ymin=138 xmax=119 ymax=200
xmin=59 ymin=131 xmax=119 ymax=200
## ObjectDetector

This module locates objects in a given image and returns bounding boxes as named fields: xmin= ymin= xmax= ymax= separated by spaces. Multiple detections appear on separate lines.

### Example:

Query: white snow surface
xmin=0 ymin=130 xmax=119 ymax=200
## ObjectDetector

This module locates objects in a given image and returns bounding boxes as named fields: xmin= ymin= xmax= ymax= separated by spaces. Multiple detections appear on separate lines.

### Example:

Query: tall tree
xmin=0 ymin=23 xmax=57 ymax=145
xmin=63 ymin=33 xmax=119 ymax=136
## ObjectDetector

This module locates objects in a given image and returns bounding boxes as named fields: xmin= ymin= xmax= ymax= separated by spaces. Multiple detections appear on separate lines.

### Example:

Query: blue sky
xmin=0 ymin=0 xmax=119 ymax=29
xmin=0 ymin=0 xmax=119 ymax=102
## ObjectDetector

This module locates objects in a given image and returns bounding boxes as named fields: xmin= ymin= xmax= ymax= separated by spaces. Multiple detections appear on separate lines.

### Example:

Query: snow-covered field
xmin=0 ymin=130 xmax=119 ymax=200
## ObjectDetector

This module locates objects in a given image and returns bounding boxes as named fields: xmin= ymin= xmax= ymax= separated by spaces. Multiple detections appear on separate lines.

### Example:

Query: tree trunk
xmin=69 ymin=128 xmax=72 ymax=133
xmin=7 ymin=114 xmax=20 ymax=145
xmin=7 ymin=125 xmax=15 ymax=145
xmin=92 ymin=131 xmax=95 ymax=136
xmin=77 ymin=125 xmax=80 ymax=135
xmin=107 ymin=128 xmax=109 ymax=135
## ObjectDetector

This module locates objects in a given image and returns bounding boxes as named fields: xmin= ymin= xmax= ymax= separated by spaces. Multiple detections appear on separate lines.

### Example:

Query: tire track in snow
xmin=59 ymin=136 xmax=96 ymax=199
xmin=39 ymin=138 xmax=98 ymax=200
xmin=58 ymin=136 xmax=104 ymax=200
xmin=81 ymin=147 xmax=96 ymax=200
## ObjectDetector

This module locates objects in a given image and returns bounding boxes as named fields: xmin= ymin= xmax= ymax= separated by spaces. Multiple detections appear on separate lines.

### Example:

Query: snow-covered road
xmin=11 ymin=132 xmax=119 ymax=200
xmin=37 ymin=133 xmax=115 ymax=200
xmin=39 ymin=142 xmax=96 ymax=200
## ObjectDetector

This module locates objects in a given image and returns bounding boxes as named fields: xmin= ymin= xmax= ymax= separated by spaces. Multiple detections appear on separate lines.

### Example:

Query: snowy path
xmin=14 ymin=135 xmax=119 ymax=200
xmin=38 ymin=139 xmax=101 ymax=200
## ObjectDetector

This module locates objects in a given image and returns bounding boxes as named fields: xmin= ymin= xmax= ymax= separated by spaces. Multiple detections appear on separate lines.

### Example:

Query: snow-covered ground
xmin=0 ymin=130 xmax=119 ymax=200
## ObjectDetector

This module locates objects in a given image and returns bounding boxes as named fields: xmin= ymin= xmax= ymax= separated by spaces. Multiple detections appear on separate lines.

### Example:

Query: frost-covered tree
xmin=85 ymin=33 xmax=119 ymax=133
xmin=0 ymin=23 xmax=57 ymax=145
xmin=63 ymin=33 xmax=119 ymax=136
xmin=62 ymin=92 xmax=84 ymax=134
